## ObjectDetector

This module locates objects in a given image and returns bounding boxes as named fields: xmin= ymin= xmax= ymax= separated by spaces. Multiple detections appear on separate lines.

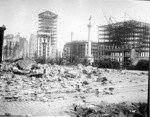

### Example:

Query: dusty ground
xmin=0 ymin=65 xmax=148 ymax=116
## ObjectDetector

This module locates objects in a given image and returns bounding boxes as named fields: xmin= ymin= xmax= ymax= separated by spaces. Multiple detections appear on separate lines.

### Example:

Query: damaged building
xmin=37 ymin=11 xmax=58 ymax=59
xmin=3 ymin=33 xmax=29 ymax=60
xmin=98 ymin=20 xmax=150 ymax=65
xmin=63 ymin=41 xmax=98 ymax=61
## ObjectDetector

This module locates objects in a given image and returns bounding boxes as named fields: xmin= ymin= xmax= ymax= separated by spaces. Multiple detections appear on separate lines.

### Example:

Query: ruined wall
xmin=131 ymin=48 xmax=140 ymax=65
xmin=0 ymin=26 xmax=6 ymax=63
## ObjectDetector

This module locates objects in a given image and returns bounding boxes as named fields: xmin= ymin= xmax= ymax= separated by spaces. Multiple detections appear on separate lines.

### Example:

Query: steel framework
xmin=98 ymin=20 xmax=150 ymax=61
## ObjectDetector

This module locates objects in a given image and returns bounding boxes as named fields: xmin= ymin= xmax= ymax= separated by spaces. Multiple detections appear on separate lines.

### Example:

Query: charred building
xmin=3 ymin=33 xmax=29 ymax=60
xmin=29 ymin=34 xmax=37 ymax=58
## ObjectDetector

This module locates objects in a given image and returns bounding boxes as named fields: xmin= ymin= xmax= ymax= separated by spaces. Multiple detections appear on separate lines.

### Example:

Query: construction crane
xmin=101 ymin=9 xmax=117 ymax=24
xmin=101 ymin=9 xmax=109 ymax=24
xmin=109 ymin=15 xmax=117 ymax=24
xmin=124 ymin=12 xmax=133 ymax=21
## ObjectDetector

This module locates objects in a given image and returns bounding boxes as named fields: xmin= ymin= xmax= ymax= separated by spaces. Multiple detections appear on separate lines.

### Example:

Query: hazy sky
xmin=0 ymin=0 xmax=150 ymax=51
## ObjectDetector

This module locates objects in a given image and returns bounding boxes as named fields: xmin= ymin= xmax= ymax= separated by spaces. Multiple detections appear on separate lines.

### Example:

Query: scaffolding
xmin=38 ymin=11 xmax=58 ymax=45
xmin=37 ymin=11 xmax=58 ymax=59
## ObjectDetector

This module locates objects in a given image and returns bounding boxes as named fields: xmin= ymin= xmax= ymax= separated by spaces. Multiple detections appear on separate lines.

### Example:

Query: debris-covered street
xmin=0 ymin=0 xmax=149 ymax=117
xmin=0 ymin=60 xmax=148 ymax=116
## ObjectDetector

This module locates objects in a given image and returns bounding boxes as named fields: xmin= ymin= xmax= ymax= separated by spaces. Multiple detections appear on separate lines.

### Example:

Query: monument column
xmin=87 ymin=16 xmax=92 ymax=56
xmin=87 ymin=16 xmax=93 ymax=65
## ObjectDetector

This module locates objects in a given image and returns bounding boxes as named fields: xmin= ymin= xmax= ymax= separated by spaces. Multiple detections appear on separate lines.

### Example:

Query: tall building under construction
xmin=98 ymin=20 xmax=150 ymax=65
xmin=37 ymin=11 xmax=58 ymax=59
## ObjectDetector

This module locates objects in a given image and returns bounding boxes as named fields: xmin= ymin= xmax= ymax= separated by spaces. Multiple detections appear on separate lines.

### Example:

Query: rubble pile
xmin=0 ymin=61 xmax=148 ymax=101
xmin=0 ymin=58 xmax=148 ymax=116
xmin=0 ymin=60 xmax=107 ymax=102
xmin=70 ymin=102 xmax=147 ymax=117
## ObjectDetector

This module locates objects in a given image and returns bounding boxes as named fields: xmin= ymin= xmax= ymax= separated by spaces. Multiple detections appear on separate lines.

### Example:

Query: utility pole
xmin=71 ymin=32 xmax=73 ymax=42
xmin=0 ymin=26 xmax=6 ymax=66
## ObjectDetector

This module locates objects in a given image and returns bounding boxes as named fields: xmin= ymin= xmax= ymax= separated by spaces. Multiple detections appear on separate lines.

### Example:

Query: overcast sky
xmin=0 ymin=0 xmax=150 ymax=51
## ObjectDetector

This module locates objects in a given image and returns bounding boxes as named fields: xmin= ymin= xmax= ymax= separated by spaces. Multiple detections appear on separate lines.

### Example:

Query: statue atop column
xmin=89 ymin=16 xmax=92 ymax=23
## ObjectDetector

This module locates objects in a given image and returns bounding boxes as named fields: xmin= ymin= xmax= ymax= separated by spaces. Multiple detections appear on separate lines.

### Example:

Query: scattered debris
xmin=71 ymin=102 xmax=147 ymax=117
xmin=3 ymin=96 xmax=22 ymax=102
xmin=82 ymin=81 xmax=89 ymax=86
xmin=82 ymin=69 xmax=88 ymax=74
xmin=0 ymin=61 xmax=148 ymax=116
xmin=96 ymin=77 xmax=108 ymax=85
xmin=15 ymin=57 xmax=36 ymax=70
xmin=103 ymin=87 xmax=115 ymax=95
xmin=5 ymin=113 xmax=12 ymax=116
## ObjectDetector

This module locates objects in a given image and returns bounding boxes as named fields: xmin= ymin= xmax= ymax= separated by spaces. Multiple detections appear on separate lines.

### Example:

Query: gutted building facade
xmin=3 ymin=34 xmax=17 ymax=60
xmin=98 ymin=20 xmax=150 ymax=64
xmin=37 ymin=11 xmax=58 ymax=59
xmin=3 ymin=33 xmax=29 ymax=60
xmin=29 ymin=34 xmax=37 ymax=58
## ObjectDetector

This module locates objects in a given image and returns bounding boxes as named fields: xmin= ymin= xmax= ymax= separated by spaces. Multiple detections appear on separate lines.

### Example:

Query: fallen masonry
xmin=69 ymin=102 xmax=147 ymax=117
xmin=0 ymin=60 xmax=148 ymax=116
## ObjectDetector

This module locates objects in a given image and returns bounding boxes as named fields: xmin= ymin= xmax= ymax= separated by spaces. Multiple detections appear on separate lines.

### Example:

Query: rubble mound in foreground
xmin=69 ymin=102 xmax=147 ymax=117
xmin=0 ymin=60 xmax=148 ymax=116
